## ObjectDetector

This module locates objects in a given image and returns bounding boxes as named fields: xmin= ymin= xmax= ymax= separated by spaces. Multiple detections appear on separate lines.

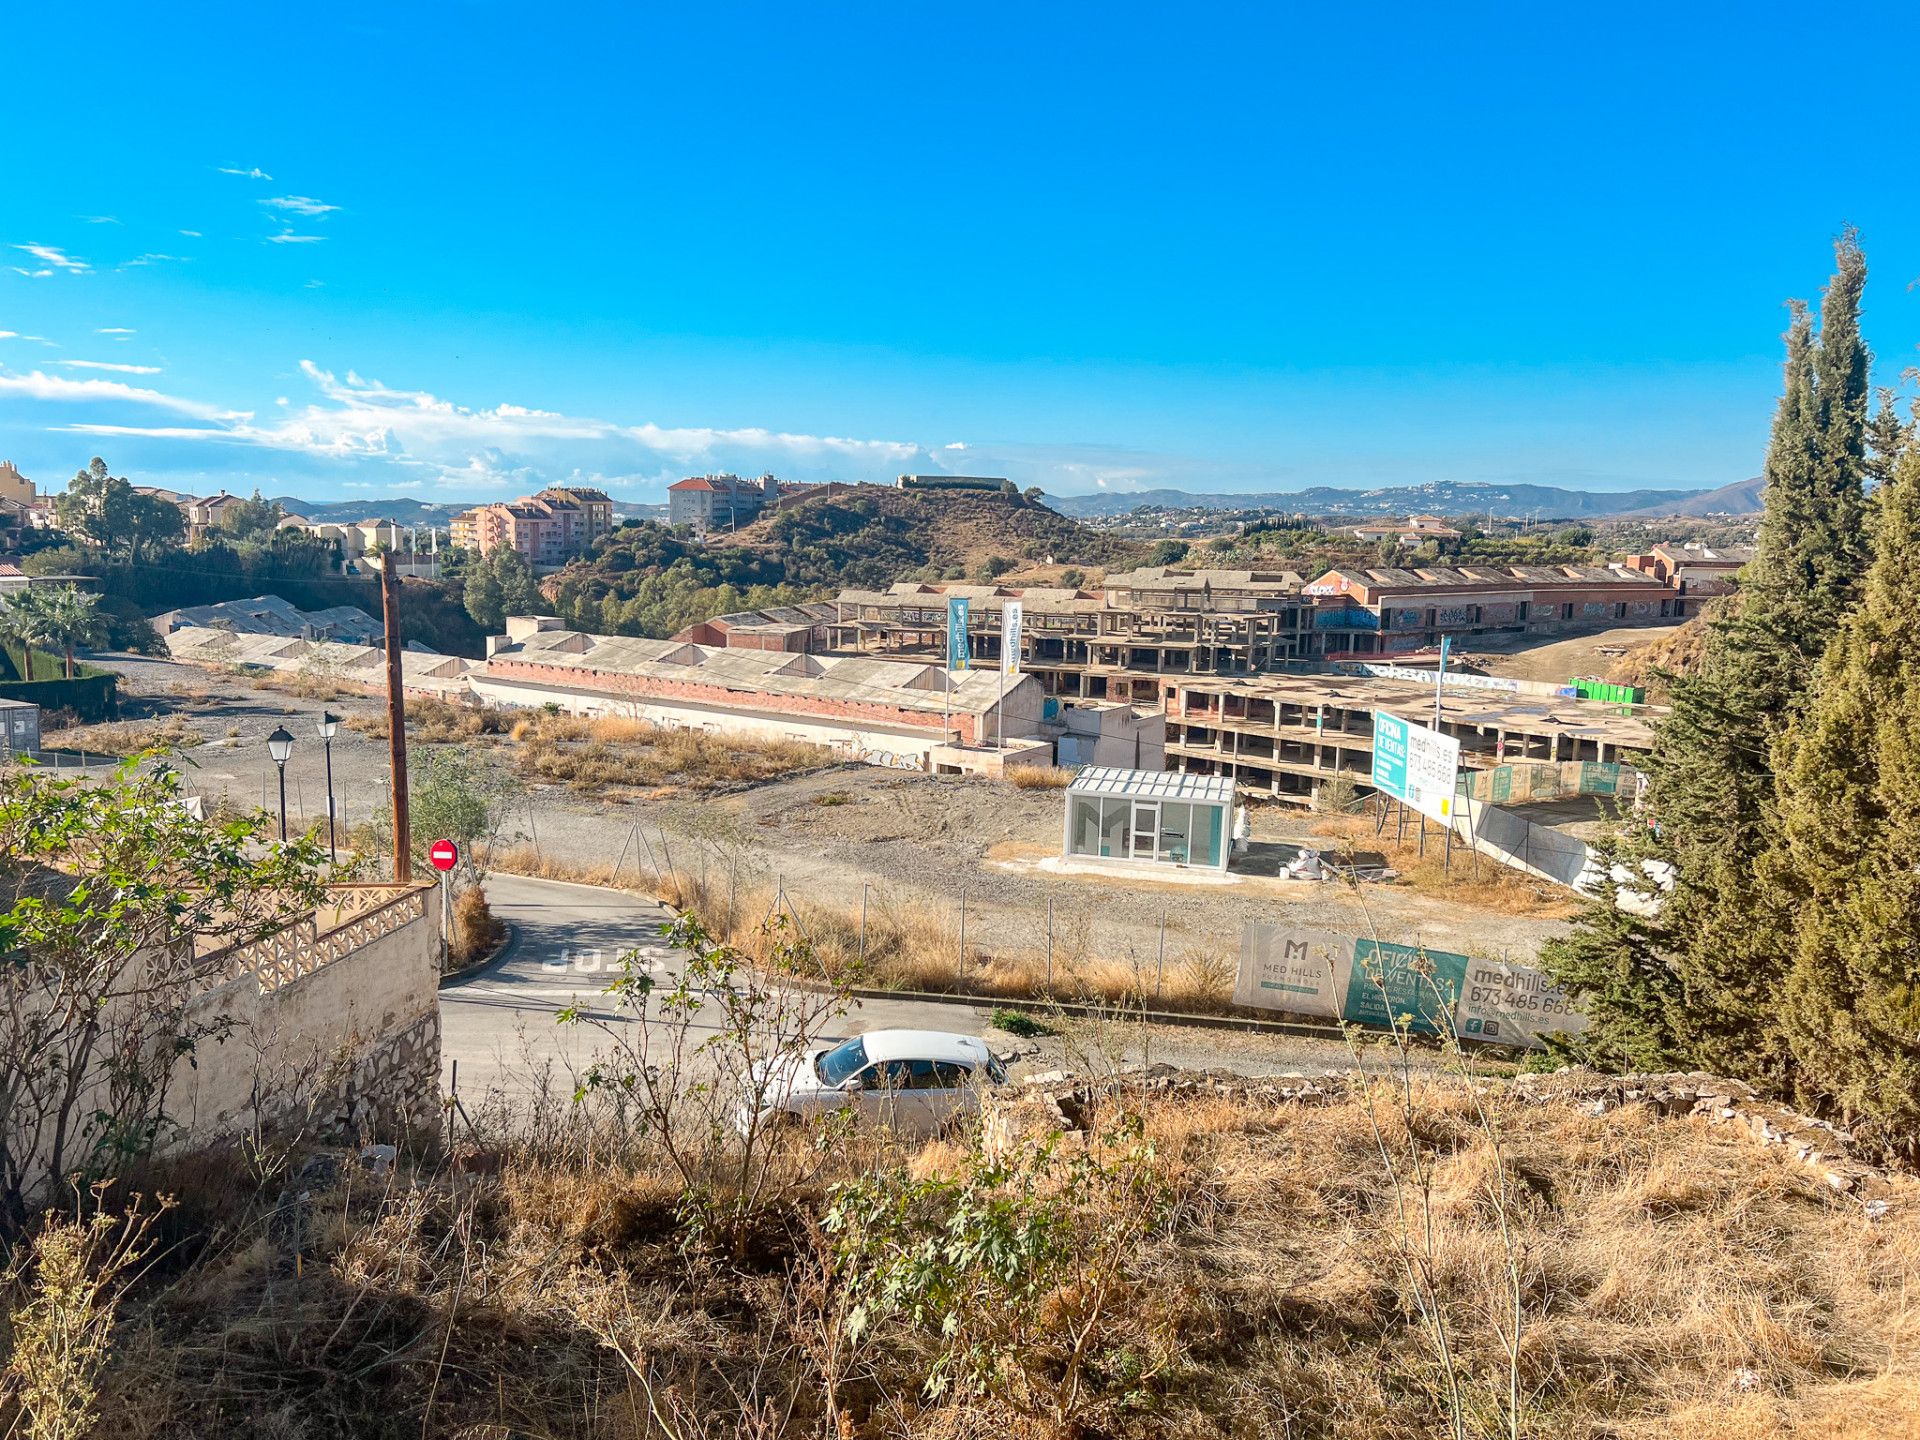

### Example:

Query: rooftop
xmin=489 ymin=626 xmax=1030 ymax=717
xmin=157 ymin=595 xmax=384 ymax=641
xmin=164 ymin=628 xmax=475 ymax=695
xmin=1067 ymin=765 xmax=1237 ymax=804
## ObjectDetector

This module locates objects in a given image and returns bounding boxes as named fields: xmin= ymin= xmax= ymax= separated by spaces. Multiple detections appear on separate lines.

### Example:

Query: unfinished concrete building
xmin=833 ymin=571 xmax=1308 ymax=700
xmin=1161 ymin=670 xmax=1655 ymax=805
xmin=835 ymin=559 xmax=1689 ymax=700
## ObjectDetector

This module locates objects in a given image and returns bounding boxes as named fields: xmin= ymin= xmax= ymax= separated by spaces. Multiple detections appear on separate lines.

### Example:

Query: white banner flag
xmin=1002 ymin=600 xmax=1023 ymax=676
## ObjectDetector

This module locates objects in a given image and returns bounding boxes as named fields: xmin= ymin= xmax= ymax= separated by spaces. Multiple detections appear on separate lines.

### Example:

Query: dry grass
xmin=1309 ymin=812 xmax=1582 ymax=919
xmin=48 ymin=1077 xmax=1920 ymax=1439
xmin=246 ymin=669 xmax=366 ymax=703
xmin=483 ymin=844 xmax=1256 ymax=1014
xmin=38 ymin=716 xmax=203 ymax=755
xmin=448 ymin=887 xmax=506 ymax=968
xmin=512 ymin=713 xmax=837 ymax=793
xmin=1008 ymin=764 xmax=1075 ymax=790
xmin=345 ymin=696 xmax=515 ymax=743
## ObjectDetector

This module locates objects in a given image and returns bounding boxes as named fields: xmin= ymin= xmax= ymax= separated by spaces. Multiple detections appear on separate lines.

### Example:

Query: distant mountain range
xmin=270 ymin=496 xmax=667 ymax=525
xmin=1050 ymin=478 xmax=1764 ymax=521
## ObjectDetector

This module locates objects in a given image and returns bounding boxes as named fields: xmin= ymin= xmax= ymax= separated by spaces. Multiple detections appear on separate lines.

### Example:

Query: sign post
xmin=429 ymin=838 xmax=459 ymax=960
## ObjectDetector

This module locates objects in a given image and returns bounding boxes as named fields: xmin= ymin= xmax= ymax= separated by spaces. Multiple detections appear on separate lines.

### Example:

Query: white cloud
xmin=267 ymin=233 xmax=326 ymax=245
xmin=0 ymin=330 xmax=55 ymax=345
xmin=0 ymin=369 xmax=240 ymax=421
xmin=97 ymin=327 xmax=136 ymax=335
xmin=10 ymin=268 xmax=53 ymax=279
xmin=80 ymin=215 xmax=121 ymax=225
xmin=24 ymin=357 xmax=932 ymax=495
xmin=13 ymin=243 xmax=91 ymax=272
xmin=261 ymin=195 xmax=340 ymax=217
xmin=119 ymin=253 xmax=183 ymax=269
xmin=57 ymin=360 xmax=163 ymax=375
xmin=217 ymin=166 xmax=273 ymax=180
xmin=179 ymin=229 xmax=203 ymax=238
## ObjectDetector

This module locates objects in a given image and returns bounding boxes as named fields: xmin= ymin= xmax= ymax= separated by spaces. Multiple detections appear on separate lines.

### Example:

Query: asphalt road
xmin=441 ymin=873 xmax=1012 ymax=1100
xmin=441 ymin=875 xmax=1392 ymax=1106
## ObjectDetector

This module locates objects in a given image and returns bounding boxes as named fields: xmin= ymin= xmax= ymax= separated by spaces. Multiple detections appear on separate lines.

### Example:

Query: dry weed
xmin=1008 ymin=764 xmax=1075 ymax=790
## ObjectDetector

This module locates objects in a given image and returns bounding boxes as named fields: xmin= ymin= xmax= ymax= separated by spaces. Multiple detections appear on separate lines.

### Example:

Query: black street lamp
xmin=266 ymin=725 xmax=295 ymax=842
xmin=317 ymin=710 xmax=340 ymax=862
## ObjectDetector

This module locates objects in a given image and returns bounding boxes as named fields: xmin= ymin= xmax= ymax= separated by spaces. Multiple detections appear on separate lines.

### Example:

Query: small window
xmin=909 ymin=1059 xmax=973 ymax=1089
xmin=862 ymin=1060 xmax=911 ymax=1090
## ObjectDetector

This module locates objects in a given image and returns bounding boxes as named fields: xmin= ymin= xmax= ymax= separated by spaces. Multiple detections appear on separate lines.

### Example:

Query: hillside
xmin=1055 ymin=479 xmax=1741 ymax=521
xmin=536 ymin=490 xmax=1142 ymax=638
xmin=1615 ymin=475 xmax=1765 ymax=518
xmin=56 ymin=1067 xmax=1919 ymax=1439
xmin=711 ymin=483 xmax=1149 ymax=587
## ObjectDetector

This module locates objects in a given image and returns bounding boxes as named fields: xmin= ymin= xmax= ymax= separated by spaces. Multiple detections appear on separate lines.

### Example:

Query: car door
xmin=851 ymin=1060 xmax=913 ymax=1129
xmin=895 ymin=1058 xmax=975 ymax=1136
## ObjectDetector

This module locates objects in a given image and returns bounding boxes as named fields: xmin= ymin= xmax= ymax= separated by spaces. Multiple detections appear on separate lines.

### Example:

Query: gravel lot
xmin=74 ymin=652 xmax=1577 ymax=976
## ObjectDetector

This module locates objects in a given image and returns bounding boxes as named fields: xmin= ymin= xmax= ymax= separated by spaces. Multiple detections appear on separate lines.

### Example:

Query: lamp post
xmin=266 ymin=725 xmax=295 ymax=842
xmin=317 ymin=710 xmax=340 ymax=862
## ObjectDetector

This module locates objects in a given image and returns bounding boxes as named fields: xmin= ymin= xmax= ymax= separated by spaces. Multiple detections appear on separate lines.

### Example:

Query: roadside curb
xmin=439 ymin=921 xmax=517 ymax=987
xmin=836 ymin=982 xmax=1355 ymax=1041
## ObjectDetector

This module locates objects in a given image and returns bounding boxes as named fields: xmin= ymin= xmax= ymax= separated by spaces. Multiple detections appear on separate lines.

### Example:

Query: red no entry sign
xmin=428 ymin=838 xmax=459 ymax=872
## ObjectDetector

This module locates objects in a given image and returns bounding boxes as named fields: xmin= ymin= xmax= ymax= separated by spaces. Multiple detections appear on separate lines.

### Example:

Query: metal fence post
xmin=1046 ymin=895 xmax=1054 ymax=990
xmin=1156 ymin=914 xmax=1167 ymax=1000
xmin=858 ymin=882 xmax=869 ymax=962
xmin=957 ymin=889 xmax=967 ymax=976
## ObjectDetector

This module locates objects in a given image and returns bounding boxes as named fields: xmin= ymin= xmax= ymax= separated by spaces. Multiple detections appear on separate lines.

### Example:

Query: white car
xmin=742 ymin=1029 xmax=1008 ymax=1138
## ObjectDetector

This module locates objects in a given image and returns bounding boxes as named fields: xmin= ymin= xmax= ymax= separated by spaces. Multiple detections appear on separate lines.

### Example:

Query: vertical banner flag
xmin=946 ymin=595 xmax=971 ymax=670
xmin=1001 ymin=600 xmax=1023 ymax=676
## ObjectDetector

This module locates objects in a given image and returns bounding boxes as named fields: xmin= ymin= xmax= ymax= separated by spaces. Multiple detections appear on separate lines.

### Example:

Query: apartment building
xmin=0 ymin=460 xmax=53 ymax=535
xmin=449 ymin=486 xmax=614 ymax=567
xmin=1300 ymin=562 xmax=1682 ymax=656
xmin=1623 ymin=542 xmax=1754 ymax=596
xmin=666 ymin=473 xmax=777 ymax=531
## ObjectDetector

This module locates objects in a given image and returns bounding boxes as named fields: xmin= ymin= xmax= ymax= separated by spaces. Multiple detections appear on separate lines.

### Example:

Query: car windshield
xmin=813 ymin=1037 xmax=868 ymax=1087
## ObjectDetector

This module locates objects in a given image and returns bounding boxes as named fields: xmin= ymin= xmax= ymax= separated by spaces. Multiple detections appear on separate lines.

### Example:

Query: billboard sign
xmin=1371 ymin=711 xmax=1460 ymax=822
xmin=1235 ymin=924 xmax=1586 ymax=1050
xmin=946 ymin=595 xmax=970 ymax=670
xmin=1001 ymin=600 xmax=1023 ymax=676
xmin=1344 ymin=939 xmax=1469 ymax=1037
xmin=1454 ymin=954 xmax=1589 ymax=1047
xmin=1233 ymin=925 xmax=1352 ymax=1018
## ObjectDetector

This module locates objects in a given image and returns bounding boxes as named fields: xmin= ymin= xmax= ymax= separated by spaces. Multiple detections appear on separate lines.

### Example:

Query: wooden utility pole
xmin=381 ymin=561 xmax=411 ymax=883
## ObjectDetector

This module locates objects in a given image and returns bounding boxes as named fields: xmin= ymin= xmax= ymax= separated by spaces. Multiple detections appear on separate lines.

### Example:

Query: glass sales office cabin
xmin=1061 ymin=766 xmax=1236 ymax=873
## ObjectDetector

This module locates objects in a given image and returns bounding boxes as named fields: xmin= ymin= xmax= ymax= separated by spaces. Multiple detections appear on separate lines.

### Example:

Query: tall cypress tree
xmin=1769 ymin=407 xmax=1920 ymax=1153
xmin=1543 ymin=234 xmax=1873 ymax=1079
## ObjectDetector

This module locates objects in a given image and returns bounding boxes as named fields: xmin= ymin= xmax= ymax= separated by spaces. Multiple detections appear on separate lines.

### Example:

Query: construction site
xmin=153 ymin=554 xmax=1672 ymax=813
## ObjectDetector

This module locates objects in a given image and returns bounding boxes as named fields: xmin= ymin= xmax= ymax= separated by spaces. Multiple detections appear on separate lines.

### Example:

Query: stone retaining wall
xmin=995 ymin=1064 xmax=1902 ymax=1205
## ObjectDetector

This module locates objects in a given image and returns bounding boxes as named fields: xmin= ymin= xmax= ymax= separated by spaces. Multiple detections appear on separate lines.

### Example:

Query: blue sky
xmin=3 ymin=2 xmax=1918 ymax=505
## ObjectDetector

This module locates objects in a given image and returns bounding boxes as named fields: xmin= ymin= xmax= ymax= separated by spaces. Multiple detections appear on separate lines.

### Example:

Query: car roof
xmin=854 ymin=1029 xmax=991 ymax=1066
